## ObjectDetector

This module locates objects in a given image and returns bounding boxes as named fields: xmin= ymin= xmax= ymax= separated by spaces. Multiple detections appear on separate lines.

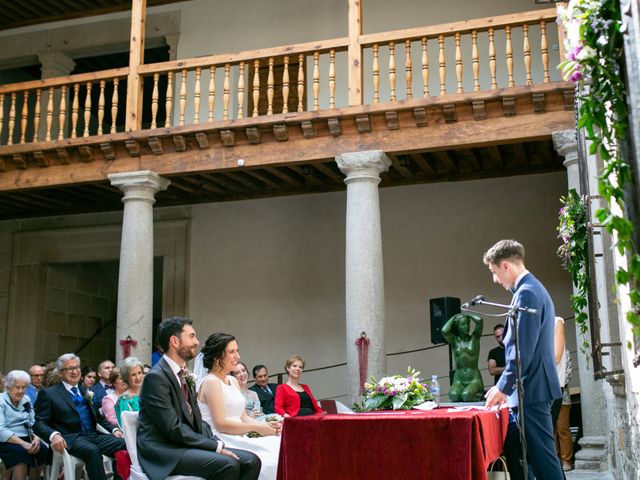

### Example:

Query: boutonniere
xmin=185 ymin=373 xmax=197 ymax=390
xmin=85 ymin=390 xmax=94 ymax=405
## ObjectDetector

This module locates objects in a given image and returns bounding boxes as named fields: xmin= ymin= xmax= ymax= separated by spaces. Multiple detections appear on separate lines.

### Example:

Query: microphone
xmin=462 ymin=295 xmax=485 ymax=308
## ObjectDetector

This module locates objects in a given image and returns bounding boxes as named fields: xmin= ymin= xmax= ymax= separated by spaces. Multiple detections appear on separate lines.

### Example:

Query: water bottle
xmin=430 ymin=375 xmax=440 ymax=406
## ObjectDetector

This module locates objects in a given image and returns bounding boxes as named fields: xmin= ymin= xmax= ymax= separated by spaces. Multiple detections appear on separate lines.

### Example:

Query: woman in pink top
xmin=100 ymin=368 xmax=127 ymax=427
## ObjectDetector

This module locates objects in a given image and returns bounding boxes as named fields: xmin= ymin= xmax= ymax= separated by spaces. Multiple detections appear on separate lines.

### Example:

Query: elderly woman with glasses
xmin=114 ymin=357 xmax=145 ymax=427
xmin=0 ymin=370 xmax=49 ymax=480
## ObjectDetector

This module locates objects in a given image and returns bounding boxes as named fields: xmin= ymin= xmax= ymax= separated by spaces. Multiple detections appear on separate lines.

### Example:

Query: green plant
xmin=558 ymin=189 xmax=590 ymax=355
xmin=558 ymin=0 xmax=640 ymax=345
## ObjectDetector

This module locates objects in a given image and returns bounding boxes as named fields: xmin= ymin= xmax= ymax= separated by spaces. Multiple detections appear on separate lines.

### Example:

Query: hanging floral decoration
xmin=558 ymin=0 xmax=640 ymax=346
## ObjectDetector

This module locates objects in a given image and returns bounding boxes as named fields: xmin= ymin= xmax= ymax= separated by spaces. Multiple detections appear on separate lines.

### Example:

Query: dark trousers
xmin=171 ymin=447 xmax=261 ymax=480
xmin=503 ymin=402 xmax=565 ymax=480
xmin=67 ymin=432 xmax=126 ymax=480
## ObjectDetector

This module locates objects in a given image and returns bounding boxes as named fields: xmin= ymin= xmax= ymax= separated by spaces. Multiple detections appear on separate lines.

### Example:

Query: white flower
xmin=577 ymin=46 xmax=597 ymax=61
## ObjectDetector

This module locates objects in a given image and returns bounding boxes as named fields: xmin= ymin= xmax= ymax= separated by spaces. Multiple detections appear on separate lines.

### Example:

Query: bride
xmin=197 ymin=332 xmax=282 ymax=480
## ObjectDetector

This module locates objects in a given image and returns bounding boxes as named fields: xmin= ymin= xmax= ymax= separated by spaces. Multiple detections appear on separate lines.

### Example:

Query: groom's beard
xmin=178 ymin=344 xmax=197 ymax=362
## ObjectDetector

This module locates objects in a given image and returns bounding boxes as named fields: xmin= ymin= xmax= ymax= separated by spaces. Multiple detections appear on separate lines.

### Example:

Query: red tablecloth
xmin=277 ymin=408 xmax=508 ymax=480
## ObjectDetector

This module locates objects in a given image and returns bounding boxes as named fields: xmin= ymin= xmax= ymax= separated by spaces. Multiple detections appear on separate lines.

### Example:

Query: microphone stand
xmin=463 ymin=297 xmax=534 ymax=480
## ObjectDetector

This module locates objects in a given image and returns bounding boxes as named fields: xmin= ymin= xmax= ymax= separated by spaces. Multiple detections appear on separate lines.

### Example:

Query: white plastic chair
xmin=48 ymin=449 xmax=85 ymax=480
xmin=120 ymin=411 xmax=203 ymax=480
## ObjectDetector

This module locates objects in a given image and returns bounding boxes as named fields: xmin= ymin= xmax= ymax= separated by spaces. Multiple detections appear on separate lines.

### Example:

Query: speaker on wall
xmin=429 ymin=297 xmax=461 ymax=345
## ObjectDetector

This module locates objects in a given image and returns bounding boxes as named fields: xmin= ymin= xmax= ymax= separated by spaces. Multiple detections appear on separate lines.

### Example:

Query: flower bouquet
xmin=355 ymin=368 xmax=434 ymax=412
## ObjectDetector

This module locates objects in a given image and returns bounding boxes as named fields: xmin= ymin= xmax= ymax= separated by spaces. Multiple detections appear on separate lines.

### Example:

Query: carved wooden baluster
xmin=455 ymin=32 xmax=463 ymax=93
xmin=297 ymin=54 xmax=304 ymax=112
xmin=223 ymin=64 xmax=231 ymax=120
xmin=20 ymin=90 xmax=29 ymax=144
xmin=0 ymin=94 xmax=4 ymax=143
xmin=151 ymin=73 xmax=159 ymax=129
xmin=282 ymin=55 xmax=290 ymax=114
xmin=389 ymin=41 xmax=396 ymax=101
xmin=329 ymin=49 xmax=336 ymax=108
xmin=405 ymin=40 xmax=412 ymax=100
xmin=194 ymin=67 xmax=202 ymax=124
xmin=237 ymin=61 xmax=245 ymax=119
xmin=46 ymin=88 xmax=54 ymax=142
xmin=7 ymin=93 xmax=16 ymax=145
xmin=179 ymin=69 xmax=187 ymax=126
xmin=164 ymin=73 xmax=173 ymax=128
xmin=540 ymin=21 xmax=550 ymax=83
xmin=58 ymin=86 xmax=66 ymax=140
xmin=252 ymin=60 xmax=260 ymax=117
xmin=421 ymin=37 xmax=429 ymax=97
xmin=266 ymin=57 xmax=274 ymax=115
xmin=83 ymin=82 xmax=92 ymax=137
xmin=97 ymin=80 xmax=106 ymax=135
xmin=523 ymin=24 xmax=532 ymax=85
xmin=71 ymin=83 xmax=80 ymax=138
xmin=505 ymin=26 xmax=514 ymax=87
xmin=33 ymin=89 xmax=41 ymax=142
xmin=472 ymin=30 xmax=480 ymax=91
xmin=372 ymin=44 xmax=380 ymax=103
xmin=438 ymin=34 xmax=446 ymax=95
xmin=111 ymin=78 xmax=120 ymax=133
xmin=313 ymin=51 xmax=320 ymax=111
xmin=488 ymin=28 xmax=497 ymax=89
xmin=209 ymin=67 xmax=216 ymax=122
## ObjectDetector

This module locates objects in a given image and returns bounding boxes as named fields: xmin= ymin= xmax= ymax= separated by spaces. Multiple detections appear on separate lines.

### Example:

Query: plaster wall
xmin=187 ymin=171 xmax=574 ymax=402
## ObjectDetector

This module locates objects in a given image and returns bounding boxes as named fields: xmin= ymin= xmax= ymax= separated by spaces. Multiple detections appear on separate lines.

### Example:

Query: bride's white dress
xmin=198 ymin=377 xmax=280 ymax=480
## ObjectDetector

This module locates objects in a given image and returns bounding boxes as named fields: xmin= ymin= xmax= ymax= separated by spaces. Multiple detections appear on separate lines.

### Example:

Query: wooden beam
xmin=314 ymin=162 xmax=344 ymax=183
xmin=264 ymin=167 xmax=304 ymax=188
xmin=410 ymin=153 xmax=435 ymax=175
xmin=289 ymin=165 xmax=325 ymax=187
xmin=388 ymin=153 xmax=412 ymax=178
xmin=347 ymin=0 xmax=363 ymax=106
xmin=125 ymin=0 xmax=147 ymax=131
xmin=432 ymin=150 xmax=457 ymax=173
xmin=243 ymin=170 xmax=282 ymax=189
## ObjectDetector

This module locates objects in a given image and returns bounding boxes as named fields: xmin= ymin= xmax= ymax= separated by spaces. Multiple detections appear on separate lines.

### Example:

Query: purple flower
xmin=570 ymin=70 xmax=583 ymax=82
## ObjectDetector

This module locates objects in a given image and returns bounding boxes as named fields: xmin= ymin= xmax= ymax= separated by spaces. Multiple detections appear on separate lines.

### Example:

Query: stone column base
xmin=574 ymin=436 xmax=609 ymax=471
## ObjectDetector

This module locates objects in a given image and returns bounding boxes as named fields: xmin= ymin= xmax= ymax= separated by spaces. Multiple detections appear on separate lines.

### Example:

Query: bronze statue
xmin=441 ymin=313 xmax=484 ymax=402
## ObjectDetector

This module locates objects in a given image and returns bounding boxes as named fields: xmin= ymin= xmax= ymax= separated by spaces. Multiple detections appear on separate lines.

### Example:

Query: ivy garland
xmin=558 ymin=0 xmax=640 ymax=345
xmin=558 ymin=189 xmax=590 ymax=355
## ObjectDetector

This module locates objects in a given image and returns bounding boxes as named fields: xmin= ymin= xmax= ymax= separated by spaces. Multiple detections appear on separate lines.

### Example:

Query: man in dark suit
xmin=249 ymin=365 xmax=278 ymax=415
xmin=137 ymin=317 xmax=260 ymax=480
xmin=34 ymin=353 xmax=126 ymax=480
xmin=483 ymin=239 xmax=564 ymax=480
xmin=92 ymin=359 xmax=115 ymax=408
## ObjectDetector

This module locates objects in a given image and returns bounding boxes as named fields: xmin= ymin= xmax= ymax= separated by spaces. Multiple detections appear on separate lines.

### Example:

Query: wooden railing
xmin=0 ymin=68 xmax=128 ymax=146
xmin=0 ymin=7 xmax=563 ymax=148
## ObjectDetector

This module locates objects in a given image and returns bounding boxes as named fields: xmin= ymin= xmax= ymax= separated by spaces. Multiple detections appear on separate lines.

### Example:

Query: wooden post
xmin=125 ymin=0 xmax=147 ymax=131
xmin=347 ymin=0 xmax=363 ymax=106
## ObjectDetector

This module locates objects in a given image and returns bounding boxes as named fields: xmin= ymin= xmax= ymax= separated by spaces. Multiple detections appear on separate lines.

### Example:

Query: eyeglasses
xmin=61 ymin=366 xmax=81 ymax=372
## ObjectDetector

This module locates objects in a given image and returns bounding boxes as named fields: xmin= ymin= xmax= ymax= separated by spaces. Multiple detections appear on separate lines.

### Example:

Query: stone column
xmin=37 ymin=51 xmax=76 ymax=79
xmin=336 ymin=150 xmax=391 ymax=404
xmin=553 ymin=130 xmax=609 ymax=471
xmin=108 ymin=171 xmax=170 ymax=364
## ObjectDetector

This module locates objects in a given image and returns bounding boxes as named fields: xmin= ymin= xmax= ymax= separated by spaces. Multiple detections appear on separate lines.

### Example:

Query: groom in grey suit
xmin=137 ymin=317 xmax=260 ymax=480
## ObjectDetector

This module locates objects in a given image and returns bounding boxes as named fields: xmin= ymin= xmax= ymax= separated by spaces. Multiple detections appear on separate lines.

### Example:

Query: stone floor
xmin=565 ymin=470 xmax=614 ymax=480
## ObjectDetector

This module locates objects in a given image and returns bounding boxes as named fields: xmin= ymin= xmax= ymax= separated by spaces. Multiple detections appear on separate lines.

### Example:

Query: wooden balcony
xmin=0 ymin=6 xmax=574 ymax=219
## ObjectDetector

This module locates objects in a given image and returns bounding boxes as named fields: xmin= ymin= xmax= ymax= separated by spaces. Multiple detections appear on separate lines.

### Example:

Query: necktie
xmin=178 ymin=367 xmax=193 ymax=415
xmin=263 ymin=386 xmax=272 ymax=397
xmin=71 ymin=386 xmax=83 ymax=407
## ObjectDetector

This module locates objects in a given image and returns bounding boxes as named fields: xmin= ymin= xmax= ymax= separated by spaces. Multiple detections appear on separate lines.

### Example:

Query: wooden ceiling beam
xmin=288 ymin=166 xmax=325 ymax=187
xmin=179 ymin=175 xmax=226 ymax=195
xmin=313 ymin=163 xmax=344 ymax=184
xmin=388 ymin=153 xmax=413 ymax=178
xmin=220 ymin=172 xmax=266 ymax=191
xmin=410 ymin=153 xmax=435 ymax=176
xmin=432 ymin=151 xmax=457 ymax=174
xmin=243 ymin=170 xmax=283 ymax=189
xmin=200 ymin=173 xmax=249 ymax=192
xmin=264 ymin=167 xmax=305 ymax=188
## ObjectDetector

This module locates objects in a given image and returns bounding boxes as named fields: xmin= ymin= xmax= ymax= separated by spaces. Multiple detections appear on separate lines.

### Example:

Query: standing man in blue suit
xmin=483 ymin=239 xmax=563 ymax=480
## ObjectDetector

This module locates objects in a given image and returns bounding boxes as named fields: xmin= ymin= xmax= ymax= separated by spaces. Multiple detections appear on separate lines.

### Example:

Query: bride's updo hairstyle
xmin=201 ymin=332 xmax=237 ymax=370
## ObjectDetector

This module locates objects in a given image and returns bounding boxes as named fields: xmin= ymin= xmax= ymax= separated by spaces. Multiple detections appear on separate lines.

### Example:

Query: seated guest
xmin=25 ymin=365 xmax=45 ymax=404
xmin=114 ymin=357 xmax=144 ymax=427
xmin=81 ymin=366 xmax=98 ymax=391
xmin=137 ymin=318 xmax=260 ymax=480
xmin=198 ymin=333 xmax=281 ymax=480
xmin=231 ymin=363 xmax=263 ymax=418
xmin=34 ymin=353 xmax=126 ymax=480
xmin=93 ymin=360 xmax=115 ymax=408
xmin=274 ymin=355 xmax=323 ymax=417
xmin=249 ymin=365 xmax=278 ymax=415
xmin=101 ymin=369 xmax=127 ymax=428
xmin=0 ymin=370 xmax=49 ymax=480
xmin=43 ymin=362 xmax=60 ymax=387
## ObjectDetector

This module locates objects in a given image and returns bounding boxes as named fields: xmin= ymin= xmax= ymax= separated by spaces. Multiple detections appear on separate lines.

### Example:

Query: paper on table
xmin=413 ymin=401 xmax=439 ymax=411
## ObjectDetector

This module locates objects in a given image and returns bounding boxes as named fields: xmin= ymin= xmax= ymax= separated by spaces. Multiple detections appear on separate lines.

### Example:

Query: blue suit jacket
xmin=92 ymin=381 xmax=108 ymax=408
xmin=497 ymin=272 xmax=561 ymax=405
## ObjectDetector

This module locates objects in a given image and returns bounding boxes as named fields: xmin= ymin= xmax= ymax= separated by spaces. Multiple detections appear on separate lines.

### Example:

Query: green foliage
xmin=558 ymin=0 xmax=640 ymax=343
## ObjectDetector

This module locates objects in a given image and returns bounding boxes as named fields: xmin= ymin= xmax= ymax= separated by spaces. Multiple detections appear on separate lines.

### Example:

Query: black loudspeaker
xmin=429 ymin=297 xmax=461 ymax=345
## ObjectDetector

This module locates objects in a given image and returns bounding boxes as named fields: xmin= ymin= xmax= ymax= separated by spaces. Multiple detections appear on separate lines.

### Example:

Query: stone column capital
xmin=552 ymin=129 xmax=579 ymax=169
xmin=37 ymin=51 xmax=76 ymax=79
xmin=108 ymin=170 xmax=170 ymax=204
xmin=336 ymin=150 xmax=391 ymax=185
